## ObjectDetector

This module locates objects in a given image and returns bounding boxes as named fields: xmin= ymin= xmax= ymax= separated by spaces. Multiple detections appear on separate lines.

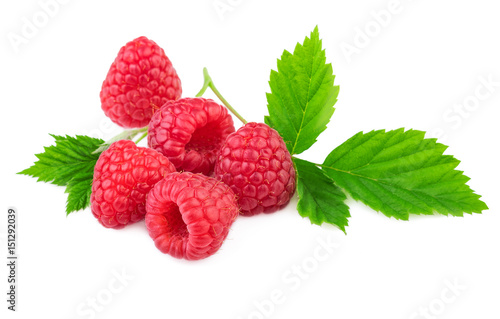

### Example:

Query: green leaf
xmin=19 ymin=134 xmax=104 ymax=214
xmin=265 ymin=26 xmax=339 ymax=155
xmin=295 ymin=158 xmax=350 ymax=233
xmin=322 ymin=128 xmax=488 ymax=220
xmin=65 ymin=171 xmax=94 ymax=215
xmin=19 ymin=134 xmax=103 ymax=186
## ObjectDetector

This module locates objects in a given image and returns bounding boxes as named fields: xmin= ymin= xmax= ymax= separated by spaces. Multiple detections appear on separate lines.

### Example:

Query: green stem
xmin=93 ymin=127 xmax=148 ymax=154
xmin=195 ymin=67 xmax=248 ymax=124
xmin=195 ymin=68 xmax=211 ymax=97
xmin=135 ymin=131 xmax=148 ymax=144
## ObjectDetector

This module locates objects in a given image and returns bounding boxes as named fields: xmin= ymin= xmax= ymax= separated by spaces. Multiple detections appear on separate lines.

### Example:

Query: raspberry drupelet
xmin=100 ymin=36 xmax=182 ymax=128
xmin=215 ymin=122 xmax=296 ymax=216
xmin=145 ymin=172 xmax=239 ymax=260
xmin=91 ymin=140 xmax=176 ymax=229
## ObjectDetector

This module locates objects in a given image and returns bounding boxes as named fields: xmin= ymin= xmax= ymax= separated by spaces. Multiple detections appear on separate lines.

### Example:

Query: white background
xmin=1 ymin=0 xmax=499 ymax=318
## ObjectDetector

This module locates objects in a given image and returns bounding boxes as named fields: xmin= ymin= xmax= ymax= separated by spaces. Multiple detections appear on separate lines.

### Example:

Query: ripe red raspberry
xmin=214 ymin=122 xmax=296 ymax=216
xmin=147 ymin=97 xmax=235 ymax=175
xmin=100 ymin=36 xmax=182 ymax=128
xmin=145 ymin=172 xmax=239 ymax=260
xmin=91 ymin=140 xmax=176 ymax=229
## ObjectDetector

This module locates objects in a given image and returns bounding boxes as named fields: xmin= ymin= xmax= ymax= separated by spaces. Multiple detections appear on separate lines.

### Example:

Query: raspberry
xmin=147 ymin=97 xmax=235 ymax=175
xmin=214 ymin=122 xmax=296 ymax=216
xmin=100 ymin=36 xmax=182 ymax=128
xmin=91 ymin=140 xmax=176 ymax=229
xmin=145 ymin=172 xmax=239 ymax=260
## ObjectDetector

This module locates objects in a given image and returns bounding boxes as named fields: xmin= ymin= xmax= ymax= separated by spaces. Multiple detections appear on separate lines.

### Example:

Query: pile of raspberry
xmin=92 ymin=37 xmax=296 ymax=260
